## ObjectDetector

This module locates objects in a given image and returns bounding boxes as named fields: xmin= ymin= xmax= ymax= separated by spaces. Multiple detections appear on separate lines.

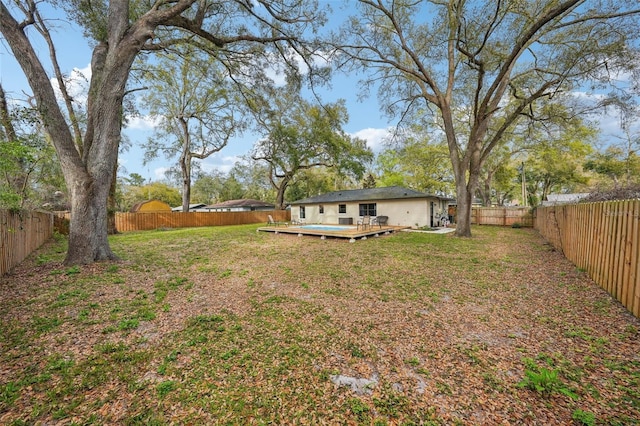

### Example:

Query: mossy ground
xmin=1 ymin=225 xmax=639 ymax=425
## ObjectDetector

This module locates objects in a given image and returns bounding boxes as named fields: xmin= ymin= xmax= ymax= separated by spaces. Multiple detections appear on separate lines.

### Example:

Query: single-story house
xmin=205 ymin=198 xmax=275 ymax=212
xmin=171 ymin=203 xmax=208 ymax=212
xmin=290 ymin=186 xmax=454 ymax=228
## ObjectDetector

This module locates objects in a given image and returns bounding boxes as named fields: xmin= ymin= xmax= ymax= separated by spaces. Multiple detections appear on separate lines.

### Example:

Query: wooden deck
xmin=257 ymin=224 xmax=408 ymax=241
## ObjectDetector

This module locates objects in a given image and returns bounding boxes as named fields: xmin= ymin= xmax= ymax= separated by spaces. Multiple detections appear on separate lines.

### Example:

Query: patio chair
xmin=357 ymin=215 xmax=370 ymax=230
xmin=372 ymin=215 xmax=388 ymax=228
xmin=267 ymin=214 xmax=288 ymax=227
xmin=291 ymin=216 xmax=305 ymax=225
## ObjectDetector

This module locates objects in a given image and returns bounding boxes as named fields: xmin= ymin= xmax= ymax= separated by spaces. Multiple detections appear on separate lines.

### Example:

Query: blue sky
xmin=0 ymin=2 xmax=632 ymax=184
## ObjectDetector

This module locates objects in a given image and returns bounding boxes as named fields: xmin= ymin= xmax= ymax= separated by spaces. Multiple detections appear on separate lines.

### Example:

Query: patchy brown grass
xmin=1 ymin=225 xmax=639 ymax=425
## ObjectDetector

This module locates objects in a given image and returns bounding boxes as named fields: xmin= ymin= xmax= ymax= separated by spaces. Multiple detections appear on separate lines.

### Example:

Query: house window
xmin=319 ymin=205 xmax=324 ymax=214
xmin=359 ymin=203 xmax=377 ymax=216
xmin=300 ymin=206 xmax=306 ymax=219
xmin=339 ymin=204 xmax=346 ymax=214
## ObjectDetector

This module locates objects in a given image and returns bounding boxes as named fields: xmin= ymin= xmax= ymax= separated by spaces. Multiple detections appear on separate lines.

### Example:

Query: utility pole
xmin=521 ymin=162 xmax=527 ymax=207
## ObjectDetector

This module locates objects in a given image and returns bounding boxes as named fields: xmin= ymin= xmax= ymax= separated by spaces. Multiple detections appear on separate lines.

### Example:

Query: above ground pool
xmin=299 ymin=225 xmax=357 ymax=231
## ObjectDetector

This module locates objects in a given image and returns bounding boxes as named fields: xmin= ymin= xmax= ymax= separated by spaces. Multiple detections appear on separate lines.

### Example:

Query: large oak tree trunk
xmin=450 ymin=132 xmax=484 ymax=238
xmin=181 ymin=158 xmax=192 ymax=212
xmin=275 ymin=186 xmax=286 ymax=210
xmin=108 ymin=161 xmax=119 ymax=234
xmin=481 ymin=169 xmax=494 ymax=207
xmin=66 ymin=174 xmax=117 ymax=264
xmin=442 ymin=104 xmax=477 ymax=238
xmin=275 ymin=177 xmax=291 ymax=210
xmin=454 ymin=179 xmax=473 ymax=238
xmin=4 ymin=0 xmax=319 ymax=263
xmin=65 ymin=59 xmax=127 ymax=263
xmin=63 ymin=31 xmax=136 ymax=263
xmin=1 ymin=0 xmax=146 ymax=264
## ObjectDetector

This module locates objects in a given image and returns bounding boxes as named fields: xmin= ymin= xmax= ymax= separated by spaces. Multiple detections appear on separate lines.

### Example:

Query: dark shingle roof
xmin=205 ymin=198 xmax=274 ymax=209
xmin=171 ymin=203 xmax=207 ymax=211
xmin=291 ymin=186 xmax=446 ymax=205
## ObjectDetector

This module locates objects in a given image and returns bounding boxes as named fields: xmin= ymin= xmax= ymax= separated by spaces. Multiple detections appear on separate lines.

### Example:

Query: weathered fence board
xmin=115 ymin=210 xmax=290 ymax=232
xmin=471 ymin=207 xmax=533 ymax=227
xmin=535 ymin=200 xmax=640 ymax=318
xmin=1 ymin=210 xmax=53 ymax=276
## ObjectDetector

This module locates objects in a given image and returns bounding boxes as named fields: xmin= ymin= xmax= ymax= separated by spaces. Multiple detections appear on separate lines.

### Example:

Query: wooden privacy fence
xmin=535 ymin=200 xmax=640 ymax=318
xmin=471 ymin=207 xmax=534 ymax=227
xmin=115 ymin=210 xmax=290 ymax=232
xmin=1 ymin=210 xmax=53 ymax=276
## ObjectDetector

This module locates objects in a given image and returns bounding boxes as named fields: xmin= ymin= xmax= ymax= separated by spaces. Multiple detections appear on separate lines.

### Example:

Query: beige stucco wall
xmin=291 ymin=198 xmax=450 ymax=228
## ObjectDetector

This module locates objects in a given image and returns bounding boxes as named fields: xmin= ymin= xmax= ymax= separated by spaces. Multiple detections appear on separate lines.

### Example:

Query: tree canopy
xmin=1 ymin=0 xmax=329 ymax=264
xmin=0 ymin=84 xmax=65 ymax=210
xmin=251 ymin=90 xmax=373 ymax=209
xmin=376 ymin=133 xmax=454 ymax=195
xmin=333 ymin=0 xmax=640 ymax=236
xmin=140 ymin=46 xmax=246 ymax=212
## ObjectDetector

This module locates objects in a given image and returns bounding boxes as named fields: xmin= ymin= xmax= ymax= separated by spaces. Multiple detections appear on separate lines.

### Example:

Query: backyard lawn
xmin=1 ymin=225 xmax=639 ymax=425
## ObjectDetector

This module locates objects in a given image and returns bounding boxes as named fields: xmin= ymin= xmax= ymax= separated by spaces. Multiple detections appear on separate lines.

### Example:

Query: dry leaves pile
xmin=1 ymin=225 xmax=639 ymax=425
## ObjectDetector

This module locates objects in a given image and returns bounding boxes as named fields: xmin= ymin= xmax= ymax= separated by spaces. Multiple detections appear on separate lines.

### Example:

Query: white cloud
xmin=51 ymin=64 xmax=91 ymax=106
xmin=351 ymin=127 xmax=393 ymax=152
xmin=199 ymin=154 xmax=244 ymax=174
xmin=126 ymin=114 xmax=162 ymax=130
xmin=264 ymin=65 xmax=288 ymax=87
xmin=569 ymin=90 xmax=640 ymax=142
xmin=571 ymin=91 xmax=607 ymax=101
xmin=261 ymin=48 xmax=332 ymax=87
xmin=154 ymin=167 xmax=170 ymax=179
xmin=216 ymin=164 xmax=235 ymax=174
xmin=596 ymin=109 xmax=623 ymax=136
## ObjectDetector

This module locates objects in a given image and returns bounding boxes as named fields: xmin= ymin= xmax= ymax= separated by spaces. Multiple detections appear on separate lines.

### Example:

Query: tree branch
xmin=481 ymin=0 xmax=582 ymax=115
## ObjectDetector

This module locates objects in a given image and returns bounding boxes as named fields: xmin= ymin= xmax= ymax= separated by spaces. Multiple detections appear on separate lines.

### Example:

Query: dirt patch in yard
xmin=1 ymin=226 xmax=639 ymax=425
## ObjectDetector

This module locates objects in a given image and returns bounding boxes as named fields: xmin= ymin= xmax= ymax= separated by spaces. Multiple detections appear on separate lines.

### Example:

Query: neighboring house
xmin=130 ymin=199 xmax=172 ymax=212
xmin=171 ymin=203 xmax=208 ymax=212
xmin=205 ymin=198 xmax=275 ymax=212
xmin=290 ymin=186 xmax=454 ymax=228
xmin=542 ymin=193 xmax=590 ymax=206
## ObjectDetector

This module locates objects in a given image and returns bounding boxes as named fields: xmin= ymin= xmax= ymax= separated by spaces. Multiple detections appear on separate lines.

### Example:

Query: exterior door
xmin=430 ymin=201 xmax=434 ymax=227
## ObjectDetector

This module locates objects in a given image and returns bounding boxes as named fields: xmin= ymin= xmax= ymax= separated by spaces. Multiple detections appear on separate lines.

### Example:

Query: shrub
xmin=517 ymin=367 xmax=577 ymax=399
xmin=572 ymin=409 xmax=596 ymax=426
